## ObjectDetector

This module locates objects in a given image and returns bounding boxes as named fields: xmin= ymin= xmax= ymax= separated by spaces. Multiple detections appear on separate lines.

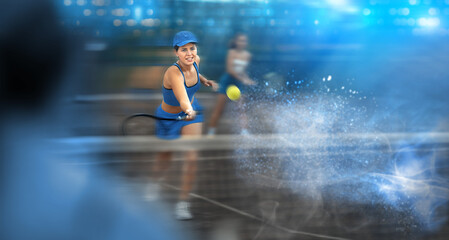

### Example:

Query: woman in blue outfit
xmin=208 ymin=33 xmax=256 ymax=135
xmin=153 ymin=31 xmax=217 ymax=220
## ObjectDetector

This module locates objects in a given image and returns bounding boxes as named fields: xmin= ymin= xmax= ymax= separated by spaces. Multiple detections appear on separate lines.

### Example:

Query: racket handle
xmin=178 ymin=110 xmax=202 ymax=120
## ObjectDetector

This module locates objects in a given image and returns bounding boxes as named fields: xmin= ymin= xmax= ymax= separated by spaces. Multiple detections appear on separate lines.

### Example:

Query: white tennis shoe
xmin=144 ymin=182 xmax=160 ymax=201
xmin=175 ymin=201 xmax=193 ymax=220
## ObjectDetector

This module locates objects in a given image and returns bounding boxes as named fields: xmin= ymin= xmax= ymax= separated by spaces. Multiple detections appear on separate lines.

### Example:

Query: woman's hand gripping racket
xmin=121 ymin=111 xmax=201 ymax=136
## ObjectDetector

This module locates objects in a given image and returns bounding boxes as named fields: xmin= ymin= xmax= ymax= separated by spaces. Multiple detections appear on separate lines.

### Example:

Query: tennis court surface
xmin=57 ymin=94 xmax=449 ymax=240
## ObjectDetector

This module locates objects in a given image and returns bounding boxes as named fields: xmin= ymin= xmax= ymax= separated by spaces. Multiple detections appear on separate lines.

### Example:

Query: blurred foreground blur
xmin=2 ymin=1 xmax=449 ymax=240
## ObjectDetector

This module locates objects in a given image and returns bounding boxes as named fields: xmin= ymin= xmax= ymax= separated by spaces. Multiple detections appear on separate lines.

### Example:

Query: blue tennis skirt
xmin=155 ymin=98 xmax=204 ymax=140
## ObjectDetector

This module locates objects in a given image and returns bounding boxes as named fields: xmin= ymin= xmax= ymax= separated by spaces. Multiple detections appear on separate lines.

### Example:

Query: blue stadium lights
xmin=92 ymin=0 xmax=106 ymax=7
xmin=180 ymin=0 xmax=267 ymax=2
xmin=363 ymin=8 xmax=372 ymax=16
xmin=83 ymin=9 xmax=92 ymax=16
xmin=113 ymin=19 xmax=122 ymax=27
xmin=417 ymin=17 xmax=440 ymax=27
xmin=54 ymin=0 xmax=448 ymax=39
xmin=326 ymin=0 xmax=347 ymax=7
xmin=399 ymin=8 xmax=410 ymax=16
xmin=126 ymin=19 xmax=137 ymax=27
xmin=76 ymin=0 xmax=87 ymax=6
xmin=302 ymin=0 xmax=359 ymax=14
xmin=96 ymin=9 xmax=106 ymax=17
xmin=428 ymin=8 xmax=438 ymax=15
xmin=134 ymin=6 xmax=142 ymax=21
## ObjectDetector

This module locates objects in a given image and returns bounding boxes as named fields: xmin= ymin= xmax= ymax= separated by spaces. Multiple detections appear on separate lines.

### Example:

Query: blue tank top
xmin=162 ymin=62 xmax=201 ymax=106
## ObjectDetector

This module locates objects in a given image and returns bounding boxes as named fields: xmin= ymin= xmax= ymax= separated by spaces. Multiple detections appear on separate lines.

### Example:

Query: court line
xmin=161 ymin=182 xmax=351 ymax=240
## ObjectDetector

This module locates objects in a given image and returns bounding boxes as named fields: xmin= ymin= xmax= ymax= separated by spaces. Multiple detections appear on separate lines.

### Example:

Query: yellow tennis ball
xmin=226 ymin=85 xmax=241 ymax=101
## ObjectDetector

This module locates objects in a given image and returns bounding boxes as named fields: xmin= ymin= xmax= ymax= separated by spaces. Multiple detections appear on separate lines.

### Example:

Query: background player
xmin=207 ymin=33 xmax=256 ymax=135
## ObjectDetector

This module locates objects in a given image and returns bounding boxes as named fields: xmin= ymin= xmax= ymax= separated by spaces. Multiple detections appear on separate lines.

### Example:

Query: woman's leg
xmin=208 ymin=94 xmax=228 ymax=133
xmin=174 ymin=122 xmax=201 ymax=220
xmin=144 ymin=151 xmax=172 ymax=201
xmin=152 ymin=151 xmax=172 ymax=180
xmin=179 ymin=122 xmax=202 ymax=200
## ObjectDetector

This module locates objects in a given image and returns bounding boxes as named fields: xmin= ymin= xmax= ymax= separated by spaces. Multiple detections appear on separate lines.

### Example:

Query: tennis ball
xmin=226 ymin=85 xmax=241 ymax=101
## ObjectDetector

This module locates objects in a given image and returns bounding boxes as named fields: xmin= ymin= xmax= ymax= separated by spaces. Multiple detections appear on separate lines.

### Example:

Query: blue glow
xmin=418 ymin=17 xmax=440 ymax=27
xmin=206 ymin=18 xmax=215 ymax=26
xmin=134 ymin=7 xmax=142 ymax=21
xmin=363 ymin=8 xmax=371 ymax=16
xmin=372 ymin=144 xmax=449 ymax=230
xmin=429 ymin=8 xmax=438 ymax=15
xmin=326 ymin=0 xmax=347 ymax=6
xmin=235 ymin=76 xmax=449 ymax=231
xmin=400 ymin=8 xmax=410 ymax=16
xmin=324 ymin=0 xmax=359 ymax=14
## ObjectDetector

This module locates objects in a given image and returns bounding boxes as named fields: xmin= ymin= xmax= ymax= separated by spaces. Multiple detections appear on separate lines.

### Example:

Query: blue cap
xmin=173 ymin=31 xmax=198 ymax=47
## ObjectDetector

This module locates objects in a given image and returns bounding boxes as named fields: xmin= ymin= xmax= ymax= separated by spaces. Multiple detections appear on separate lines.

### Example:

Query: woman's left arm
xmin=195 ymin=55 xmax=219 ymax=91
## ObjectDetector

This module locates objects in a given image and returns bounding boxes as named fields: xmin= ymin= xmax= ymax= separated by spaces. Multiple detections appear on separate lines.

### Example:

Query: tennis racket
xmin=121 ymin=112 xmax=200 ymax=136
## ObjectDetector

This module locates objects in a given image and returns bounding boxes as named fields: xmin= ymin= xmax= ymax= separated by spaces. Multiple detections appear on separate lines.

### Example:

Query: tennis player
xmin=207 ymin=33 xmax=255 ymax=135
xmin=152 ymin=31 xmax=217 ymax=220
